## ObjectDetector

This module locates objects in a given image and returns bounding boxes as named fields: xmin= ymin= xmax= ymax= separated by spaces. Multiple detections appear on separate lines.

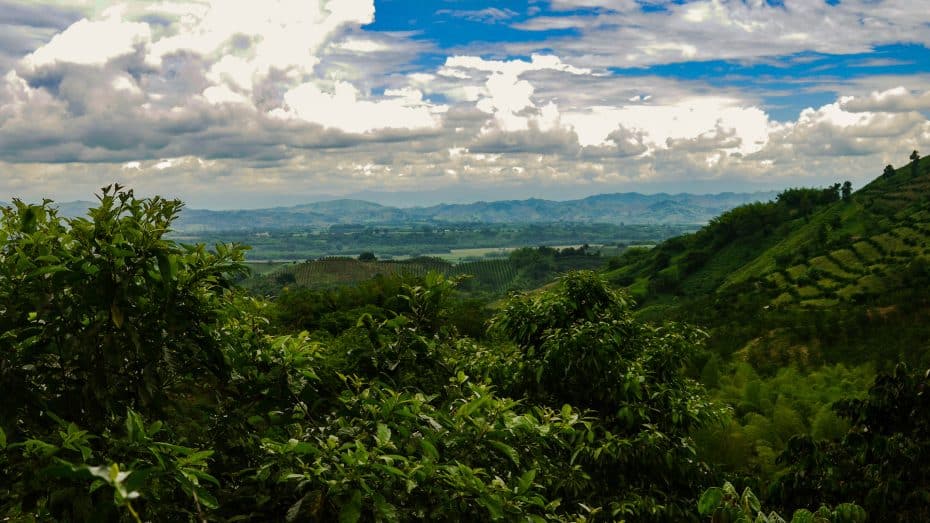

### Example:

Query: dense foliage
xmin=698 ymin=481 xmax=866 ymax=523
xmin=773 ymin=364 xmax=930 ymax=522
xmin=608 ymin=154 xmax=930 ymax=368
xmin=694 ymin=363 xmax=874 ymax=484
xmin=1 ymin=188 xmax=720 ymax=521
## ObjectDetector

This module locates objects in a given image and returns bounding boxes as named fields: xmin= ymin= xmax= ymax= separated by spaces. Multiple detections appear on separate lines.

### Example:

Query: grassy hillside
xmin=606 ymin=153 xmax=930 ymax=367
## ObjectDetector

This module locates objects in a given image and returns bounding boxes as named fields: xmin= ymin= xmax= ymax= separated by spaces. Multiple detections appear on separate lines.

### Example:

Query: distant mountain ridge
xmin=5 ymin=191 xmax=779 ymax=231
xmin=179 ymin=191 xmax=778 ymax=231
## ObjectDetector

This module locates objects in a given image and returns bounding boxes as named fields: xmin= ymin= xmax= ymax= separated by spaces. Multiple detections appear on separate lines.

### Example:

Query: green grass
xmin=448 ymin=259 xmax=520 ymax=292
xmin=427 ymin=247 xmax=515 ymax=262
xmin=852 ymin=241 xmax=882 ymax=263
xmin=809 ymin=256 xmax=857 ymax=281
xmin=772 ymin=292 xmax=794 ymax=307
xmin=767 ymin=272 xmax=789 ymax=288
xmin=276 ymin=258 xmax=451 ymax=288
xmin=797 ymin=286 xmax=821 ymax=299
xmin=854 ymin=274 xmax=886 ymax=294
xmin=786 ymin=265 xmax=808 ymax=281
xmin=828 ymin=250 xmax=866 ymax=274
xmin=800 ymin=298 xmax=840 ymax=308
xmin=679 ymin=237 xmax=774 ymax=295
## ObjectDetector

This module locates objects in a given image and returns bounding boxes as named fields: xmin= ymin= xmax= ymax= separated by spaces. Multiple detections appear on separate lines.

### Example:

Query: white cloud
xmin=110 ymin=74 xmax=140 ymax=94
xmin=202 ymin=84 xmax=249 ymax=105
xmin=272 ymin=81 xmax=443 ymax=133
xmin=841 ymin=86 xmax=930 ymax=113
xmin=22 ymin=6 xmax=149 ymax=69
xmin=331 ymin=38 xmax=389 ymax=53
xmin=443 ymin=54 xmax=592 ymax=133
xmin=144 ymin=0 xmax=375 ymax=90
xmin=512 ymin=0 xmax=930 ymax=68
xmin=436 ymin=7 xmax=519 ymax=24
xmin=562 ymin=97 xmax=770 ymax=155
xmin=206 ymin=55 xmax=256 ymax=92
xmin=445 ymin=54 xmax=592 ymax=77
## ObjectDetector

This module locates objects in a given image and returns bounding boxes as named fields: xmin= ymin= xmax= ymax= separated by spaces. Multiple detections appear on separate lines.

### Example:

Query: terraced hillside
xmin=606 ymin=152 xmax=930 ymax=365
xmin=721 ymin=161 xmax=930 ymax=309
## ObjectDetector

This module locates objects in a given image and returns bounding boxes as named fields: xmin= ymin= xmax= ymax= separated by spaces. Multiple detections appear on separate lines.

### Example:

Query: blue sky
xmin=0 ymin=0 xmax=929 ymax=207
xmin=366 ymin=1 xmax=930 ymax=121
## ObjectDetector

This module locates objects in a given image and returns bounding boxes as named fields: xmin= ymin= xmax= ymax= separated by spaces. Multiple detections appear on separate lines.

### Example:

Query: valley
xmin=3 ymin=154 xmax=930 ymax=522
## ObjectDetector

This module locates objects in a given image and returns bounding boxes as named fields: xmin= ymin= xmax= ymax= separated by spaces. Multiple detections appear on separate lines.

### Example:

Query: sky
xmin=1 ymin=0 xmax=929 ymax=208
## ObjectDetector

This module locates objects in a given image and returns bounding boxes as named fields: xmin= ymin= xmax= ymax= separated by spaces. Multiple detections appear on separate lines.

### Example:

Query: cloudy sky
xmin=1 ymin=0 xmax=929 ymax=208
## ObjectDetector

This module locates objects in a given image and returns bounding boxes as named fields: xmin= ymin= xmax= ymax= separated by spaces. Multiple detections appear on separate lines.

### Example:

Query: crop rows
xmin=761 ymin=220 xmax=930 ymax=308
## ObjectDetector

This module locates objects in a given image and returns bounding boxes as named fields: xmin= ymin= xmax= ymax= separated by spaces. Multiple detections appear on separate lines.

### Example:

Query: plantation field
xmin=190 ymin=222 xmax=694 ymax=261
xmin=428 ymin=247 xmax=517 ymax=262
xmin=423 ymin=243 xmax=607 ymax=262
xmin=245 ymin=249 xmax=606 ymax=295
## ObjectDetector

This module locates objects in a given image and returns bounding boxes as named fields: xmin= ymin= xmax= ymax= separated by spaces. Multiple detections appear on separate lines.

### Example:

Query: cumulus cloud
xmin=0 ymin=0 xmax=85 ymax=72
xmin=22 ymin=6 xmax=149 ymax=69
xmin=271 ymin=81 xmax=444 ymax=133
xmin=470 ymin=121 xmax=581 ymax=155
xmin=441 ymin=54 xmax=591 ymax=134
xmin=561 ymin=96 xmax=770 ymax=155
xmin=757 ymin=102 xmax=929 ymax=158
xmin=840 ymin=87 xmax=930 ymax=113
xmin=0 ymin=0 xmax=451 ymax=169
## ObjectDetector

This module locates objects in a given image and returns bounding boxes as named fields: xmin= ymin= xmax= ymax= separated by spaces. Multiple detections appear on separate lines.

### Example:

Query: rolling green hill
xmin=606 ymin=152 xmax=930 ymax=367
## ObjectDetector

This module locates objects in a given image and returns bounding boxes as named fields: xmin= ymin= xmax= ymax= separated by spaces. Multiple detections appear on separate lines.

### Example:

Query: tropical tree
xmin=493 ymin=271 xmax=723 ymax=520
xmin=0 ymin=185 xmax=247 ymax=431
xmin=0 ymin=185 xmax=249 ymax=520
xmin=773 ymin=364 xmax=930 ymax=522
xmin=841 ymin=181 xmax=852 ymax=201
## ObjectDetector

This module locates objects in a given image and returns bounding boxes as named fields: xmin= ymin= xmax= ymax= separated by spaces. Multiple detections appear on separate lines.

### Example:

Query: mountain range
xmin=5 ymin=191 xmax=778 ymax=232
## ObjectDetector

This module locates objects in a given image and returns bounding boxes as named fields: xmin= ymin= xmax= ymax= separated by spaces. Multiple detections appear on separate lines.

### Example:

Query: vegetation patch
xmin=852 ymin=241 xmax=882 ymax=262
